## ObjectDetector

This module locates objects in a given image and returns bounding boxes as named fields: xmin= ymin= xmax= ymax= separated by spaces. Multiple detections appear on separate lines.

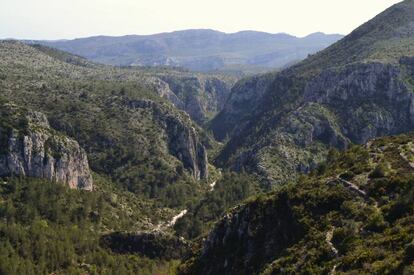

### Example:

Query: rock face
xmin=159 ymin=75 xmax=234 ymax=125
xmin=302 ymin=61 xmax=414 ymax=144
xmin=183 ymin=194 xmax=305 ymax=275
xmin=128 ymin=99 xmax=208 ymax=180
xmin=210 ymin=72 xmax=276 ymax=141
xmin=212 ymin=1 xmax=414 ymax=184
xmin=217 ymin=59 xmax=414 ymax=184
xmin=0 ymin=106 xmax=93 ymax=190
xmin=144 ymin=77 xmax=185 ymax=110
xmin=144 ymin=74 xmax=235 ymax=126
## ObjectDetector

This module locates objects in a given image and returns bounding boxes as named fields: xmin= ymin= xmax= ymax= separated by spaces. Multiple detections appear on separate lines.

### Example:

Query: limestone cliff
xmin=128 ymin=99 xmax=209 ymax=180
xmin=159 ymin=75 xmax=235 ymax=125
xmin=0 ymin=103 xmax=93 ymax=190
xmin=210 ymin=72 xmax=276 ymax=141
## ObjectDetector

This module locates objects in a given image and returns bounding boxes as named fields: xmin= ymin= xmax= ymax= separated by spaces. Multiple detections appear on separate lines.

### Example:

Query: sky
xmin=0 ymin=0 xmax=403 ymax=40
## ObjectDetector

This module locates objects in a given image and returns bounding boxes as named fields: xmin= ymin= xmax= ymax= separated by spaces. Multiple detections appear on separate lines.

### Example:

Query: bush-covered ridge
xmin=181 ymin=134 xmax=414 ymax=274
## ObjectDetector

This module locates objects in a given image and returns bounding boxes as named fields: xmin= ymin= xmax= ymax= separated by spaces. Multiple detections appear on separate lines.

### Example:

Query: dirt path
xmin=209 ymin=170 xmax=222 ymax=192
xmin=326 ymin=227 xmax=338 ymax=256
xmin=325 ymin=172 xmax=382 ymax=274
xmin=335 ymin=177 xmax=367 ymax=198
xmin=327 ymin=176 xmax=367 ymax=198
xmin=326 ymin=227 xmax=339 ymax=274
xmin=155 ymin=209 xmax=188 ymax=231
xmin=209 ymin=181 xmax=217 ymax=191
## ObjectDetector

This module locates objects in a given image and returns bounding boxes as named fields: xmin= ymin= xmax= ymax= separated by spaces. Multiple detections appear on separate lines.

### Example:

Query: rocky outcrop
xmin=303 ymin=61 xmax=414 ymax=144
xmin=184 ymin=193 xmax=305 ymax=275
xmin=210 ymin=73 xmax=275 ymax=141
xmin=164 ymin=117 xmax=209 ymax=180
xmin=0 ymin=107 xmax=93 ymax=190
xmin=142 ymin=74 xmax=235 ymax=126
xmin=222 ymin=59 xmax=414 ymax=184
xmin=128 ymin=99 xmax=209 ymax=180
xmin=159 ymin=75 xmax=235 ymax=125
xmin=143 ymin=77 xmax=185 ymax=109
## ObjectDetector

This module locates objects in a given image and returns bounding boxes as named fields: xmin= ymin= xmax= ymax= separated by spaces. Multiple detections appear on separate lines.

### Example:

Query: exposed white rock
xmin=0 ymin=110 xmax=93 ymax=190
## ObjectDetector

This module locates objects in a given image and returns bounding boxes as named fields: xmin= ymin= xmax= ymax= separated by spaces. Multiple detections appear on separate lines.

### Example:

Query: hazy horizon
xmin=0 ymin=0 xmax=402 ymax=40
xmin=15 ymin=29 xmax=344 ymax=42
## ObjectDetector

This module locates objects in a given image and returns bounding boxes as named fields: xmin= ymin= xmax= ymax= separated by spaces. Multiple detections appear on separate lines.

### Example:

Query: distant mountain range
xmin=27 ymin=30 xmax=343 ymax=72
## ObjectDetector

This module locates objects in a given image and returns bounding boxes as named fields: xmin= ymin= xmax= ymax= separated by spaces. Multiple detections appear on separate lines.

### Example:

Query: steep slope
xmin=30 ymin=30 xmax=343 ymax=72
xmin=209 ymin=72 xmax=277 ymax=141
xmin=0 ymin=41 xmax=214 ymax=206
xmin=158 ymin=74 xmax=235 ymax=124
xmin=0 ymin=100 xmax=93 ymax=190
xmin=182 ymin=134 xmax=414 ymax=274
xmin=212 ymin=0 xmax=414 ymax=184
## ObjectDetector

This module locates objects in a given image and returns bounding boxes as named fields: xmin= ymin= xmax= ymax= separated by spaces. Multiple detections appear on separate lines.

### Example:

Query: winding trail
xmin=209 ymin=181 xmax=217 ymax=191
xmin=325 ymin=227 xmax=339 ymax=275
xmin=325 ymin=173 xmax=380 ymax=274
xmin=167 ymin=210 xmax=187 ymax=227
xmin=209 ymin=170 xmax=222 ymax=192
xmin=327 ymin=176 xmax=367 ymax=198
xmin=335 ymin=177 xmax=367 ymax=198
xmin=328 ymin=175 xmax=379 ymax=209
xmin=329 ymin=264 xmax=338 ymax=275
xmin=155 ymin=209 xmax=188 ymax=231
xmin=325 ymin=227 xmax=338 ymax=256
xmin=325 ymin=227 xmax=339 ymax=274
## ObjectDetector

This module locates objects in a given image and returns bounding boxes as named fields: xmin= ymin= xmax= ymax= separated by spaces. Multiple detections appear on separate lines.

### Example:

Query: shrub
xmin=369 ymin=164 xmax=387 ymax=179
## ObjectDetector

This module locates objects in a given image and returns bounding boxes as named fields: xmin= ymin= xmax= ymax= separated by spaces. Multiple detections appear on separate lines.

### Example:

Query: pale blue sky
xmin=0 ymin=0 xmax=403 ymax=40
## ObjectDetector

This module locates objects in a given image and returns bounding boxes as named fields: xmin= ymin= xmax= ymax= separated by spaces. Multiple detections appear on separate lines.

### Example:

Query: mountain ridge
xmin=26 ymin=29 xmax=343 ymax=72
xmin=211 ymin=0 xmax=414 ymax=184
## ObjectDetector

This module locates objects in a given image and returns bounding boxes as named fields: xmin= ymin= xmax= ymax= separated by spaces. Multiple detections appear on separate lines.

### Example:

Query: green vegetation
xmin=0 ymin=176 xmax=179 ymax=274
xmin=182 ymin=134 xmax=414 ymax=274
xmin=174 ymin=171 xmax=260 ymax=239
